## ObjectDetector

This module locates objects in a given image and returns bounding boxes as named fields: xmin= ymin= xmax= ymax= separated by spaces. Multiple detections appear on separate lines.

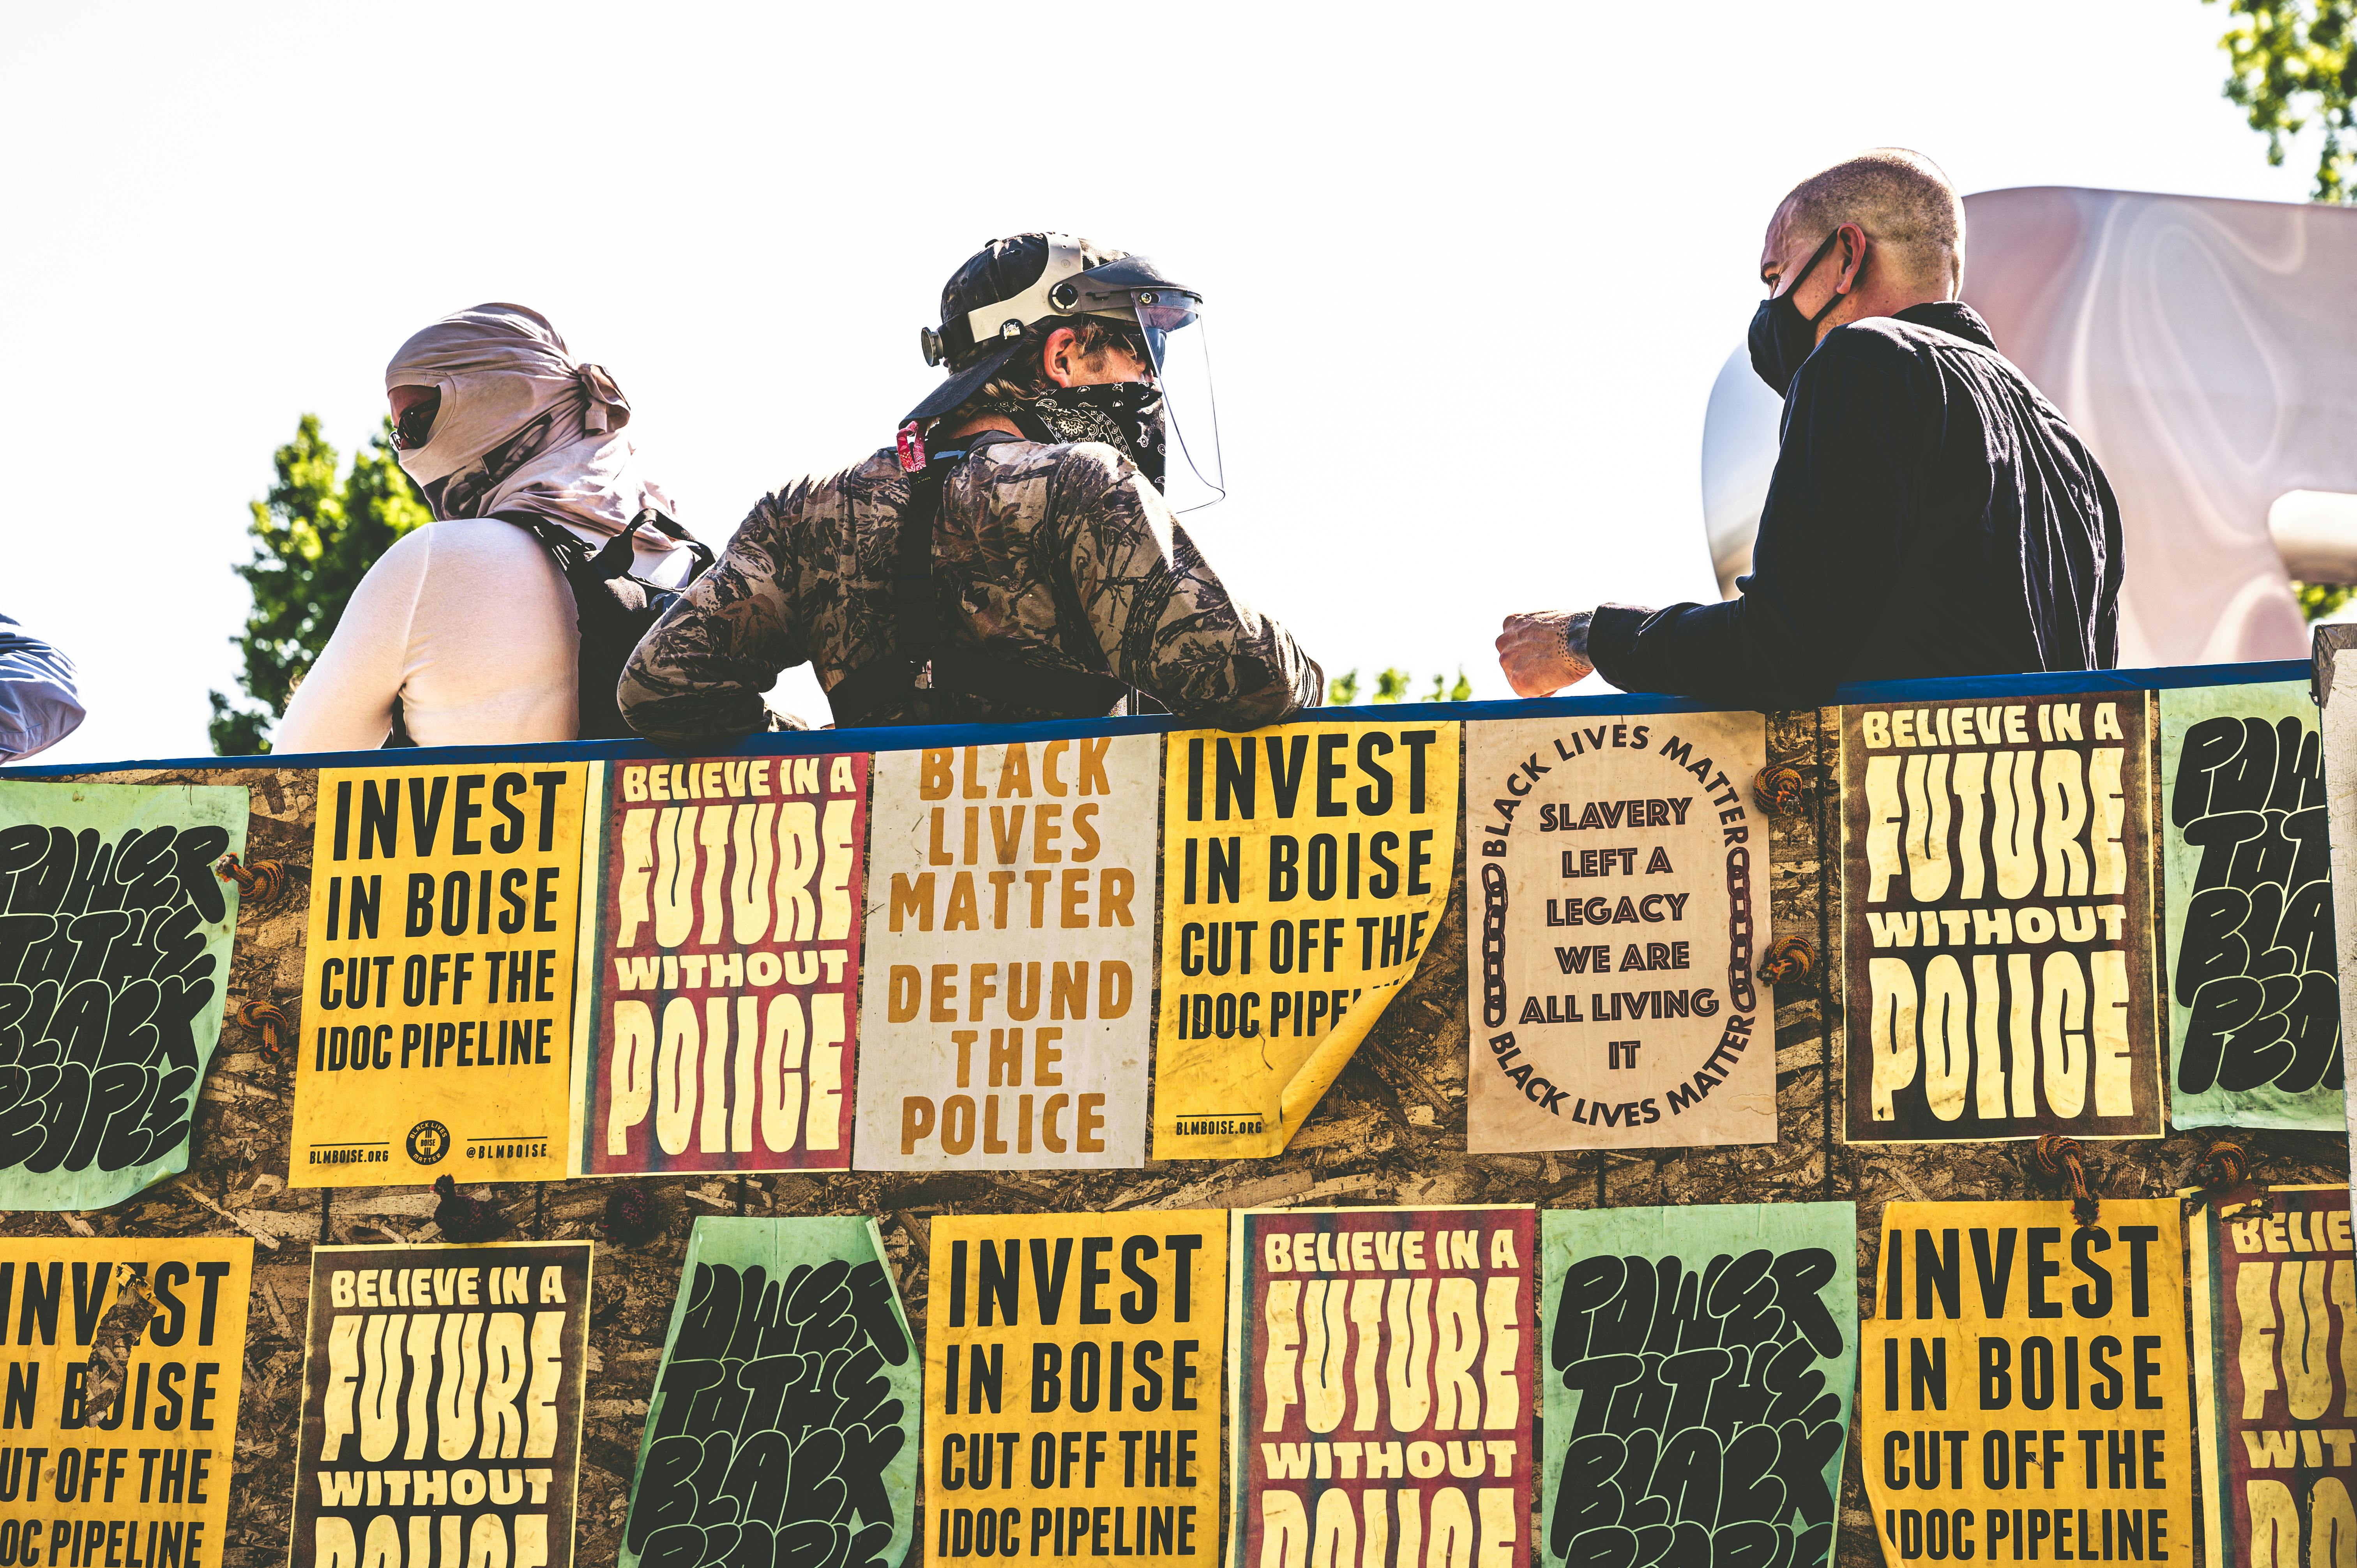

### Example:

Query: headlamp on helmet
xmin=903 ymin=233 xmax=1224 ymax=512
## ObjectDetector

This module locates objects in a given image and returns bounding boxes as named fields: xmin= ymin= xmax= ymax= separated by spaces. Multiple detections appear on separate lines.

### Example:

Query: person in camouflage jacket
xmin=617 ymin=233 xmax=1322 ymax=743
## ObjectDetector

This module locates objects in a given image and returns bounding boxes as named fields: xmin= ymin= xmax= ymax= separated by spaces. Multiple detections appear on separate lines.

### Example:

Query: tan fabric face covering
xmin=387 ymin=301 xmax=677 ymax=542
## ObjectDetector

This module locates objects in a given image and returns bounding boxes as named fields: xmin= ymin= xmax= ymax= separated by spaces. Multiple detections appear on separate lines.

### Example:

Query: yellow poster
xmin=1861 ymin=1199 xmax=2192 ymax=1564
xmin=0 ymin=1236 xmax=253 ymax=1563
xmin=924 ymin=1211 xmax=1225 ymax=1562
xmin=292 ymin=763 xmax=592 ymax=1186
xmin=1153 ymin=721 xmax=1459 ymax=1158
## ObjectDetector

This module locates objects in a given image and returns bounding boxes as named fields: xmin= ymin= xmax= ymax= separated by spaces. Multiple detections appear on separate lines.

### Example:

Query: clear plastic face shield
xmin=1131 ymin=290 xmax=1222 ymax=514
xmin=1052 ymin=260 xmax=1225 ymax=514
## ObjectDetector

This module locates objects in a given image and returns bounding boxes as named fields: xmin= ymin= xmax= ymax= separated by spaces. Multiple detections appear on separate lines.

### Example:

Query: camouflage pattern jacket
xmin=618 ymin=434 xmax=1323 ymax=742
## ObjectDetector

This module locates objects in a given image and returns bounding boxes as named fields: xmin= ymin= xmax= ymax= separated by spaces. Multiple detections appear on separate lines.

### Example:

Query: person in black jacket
xmin=1497 ymin=148 xmax=2122 ymax=708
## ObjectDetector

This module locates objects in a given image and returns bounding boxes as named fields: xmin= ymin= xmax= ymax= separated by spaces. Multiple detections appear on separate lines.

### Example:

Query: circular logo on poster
xmin=405 ymin=1120 xmax=451 ymax=1166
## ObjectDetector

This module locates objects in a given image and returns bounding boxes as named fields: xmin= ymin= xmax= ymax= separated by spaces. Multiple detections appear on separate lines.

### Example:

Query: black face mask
xmin=1747 ymin=228 xmax=1855 ymax=397
xmin=966 ymin=380 xmax=1168 ymax=491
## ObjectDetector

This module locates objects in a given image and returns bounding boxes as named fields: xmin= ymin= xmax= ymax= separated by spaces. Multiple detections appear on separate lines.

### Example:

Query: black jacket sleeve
xmin=1588 ymin=328 xmax=1933 ymax=708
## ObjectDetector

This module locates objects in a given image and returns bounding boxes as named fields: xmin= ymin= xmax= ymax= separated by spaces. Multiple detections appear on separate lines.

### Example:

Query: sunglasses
xmin=393 ymin=392 xmax=442 ymax=450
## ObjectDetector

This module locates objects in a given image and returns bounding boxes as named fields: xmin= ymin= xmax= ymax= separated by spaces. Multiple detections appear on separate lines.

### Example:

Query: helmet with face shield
xmin=904 ymin=233 xmax=1224 ymax=513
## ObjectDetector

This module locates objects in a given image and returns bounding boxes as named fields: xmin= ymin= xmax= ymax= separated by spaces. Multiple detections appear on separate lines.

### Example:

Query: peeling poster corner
xmin=1156 ymin=722 xmax=1460 ymax=1159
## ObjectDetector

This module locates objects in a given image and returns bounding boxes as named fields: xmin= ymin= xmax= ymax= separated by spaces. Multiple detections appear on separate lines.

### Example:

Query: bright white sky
xmin=0 ymin=1 xmax=2319 ymax=766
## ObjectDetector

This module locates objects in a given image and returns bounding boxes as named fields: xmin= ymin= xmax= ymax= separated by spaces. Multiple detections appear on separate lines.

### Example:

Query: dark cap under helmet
xmin=903 ymin=232 xmax=1192 ymax=426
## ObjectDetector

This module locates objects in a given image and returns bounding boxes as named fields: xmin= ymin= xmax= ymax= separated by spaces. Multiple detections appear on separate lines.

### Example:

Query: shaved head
xmin=1777 ymin=147 xmax=1964 ymax=293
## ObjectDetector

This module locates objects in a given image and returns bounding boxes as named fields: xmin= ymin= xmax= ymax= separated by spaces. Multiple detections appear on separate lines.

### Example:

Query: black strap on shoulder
xmin=826 ymin=449 xmax=1127 ymax=727
xmin=819 ymin=456 xmax=958 ymax=726
xmin=507 ymin=509 xmax=716 ymax=586
xmin=382 ymin=696 xmax=418 ymax=749
xmin=495 ymin=509 xmax=716 ymax=738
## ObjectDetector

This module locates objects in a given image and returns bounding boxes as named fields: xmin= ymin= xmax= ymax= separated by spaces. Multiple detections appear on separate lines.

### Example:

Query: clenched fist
xmin=1495 ymin=609 xmax=1593 ymax=697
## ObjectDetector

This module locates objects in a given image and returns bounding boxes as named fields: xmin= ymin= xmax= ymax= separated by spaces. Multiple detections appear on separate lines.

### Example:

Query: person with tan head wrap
xmin=273 ymin=303 xmax=705 ymax=752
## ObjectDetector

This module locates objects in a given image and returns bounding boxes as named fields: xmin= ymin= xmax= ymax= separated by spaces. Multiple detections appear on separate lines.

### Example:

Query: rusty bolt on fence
xmin=235 ymin=999 xmax=291 ymax=1059
xmin=2200 ymin=1139 xmax=2251 ymax=1192
xmin=1752 ymin=765 xmax=1809 ymax=815
xmin=216 ymin=853 xmax=286 ymax=909
xmin=2034 ymin=1134 xmax=2100 ymax=1227
xmin=1756 ymin=936 xmax=1816 ymax=988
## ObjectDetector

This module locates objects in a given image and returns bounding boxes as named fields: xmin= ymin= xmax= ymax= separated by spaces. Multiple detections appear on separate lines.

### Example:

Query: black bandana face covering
xmin=966 ymin=381 xmax=1168 ymax=490
xmin=1747 ymin=228 xmax=1855 ymax=397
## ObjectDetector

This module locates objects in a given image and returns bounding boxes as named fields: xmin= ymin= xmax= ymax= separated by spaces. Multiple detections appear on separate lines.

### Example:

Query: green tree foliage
xmin=1327 ymin=667 xmax=1475 ymax=706
xmin=208 ymin=417 xmax=429 ymax=754
xmin=2209 ymin=0 xmax=2356 ymax=200
xmin=2295 ymin=580 xmax=2357 ymax=620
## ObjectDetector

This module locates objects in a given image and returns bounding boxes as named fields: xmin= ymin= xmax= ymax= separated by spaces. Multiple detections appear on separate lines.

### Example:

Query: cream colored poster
xmin=1861 ymin=1199 xmax=2191 ymax=1564
xmin=1465 ymin=711 xmax=1772 ymax=1152
xmin=0 ymin=1236 xmax=253 ymax=1563
xmin=851 ymin=739 xmax=1158 ymax=1170
xmin=1153 ymin=721 xmax=1459 ymax=1159
xmin=293 ymin=763 xmax=591 ymax=1186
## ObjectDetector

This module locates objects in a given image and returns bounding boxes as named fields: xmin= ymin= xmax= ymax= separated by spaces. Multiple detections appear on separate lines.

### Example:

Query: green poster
xmin=621 ymin=1216 xmax=923 ymax=1568
xmin=1539 ymin=1202 xmax=1856 ymax=1568
xmin=2159 ymin=680 xmax=2341 ymax=1128
xmin=0 ymin=777 xmax=247 ymax=1209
